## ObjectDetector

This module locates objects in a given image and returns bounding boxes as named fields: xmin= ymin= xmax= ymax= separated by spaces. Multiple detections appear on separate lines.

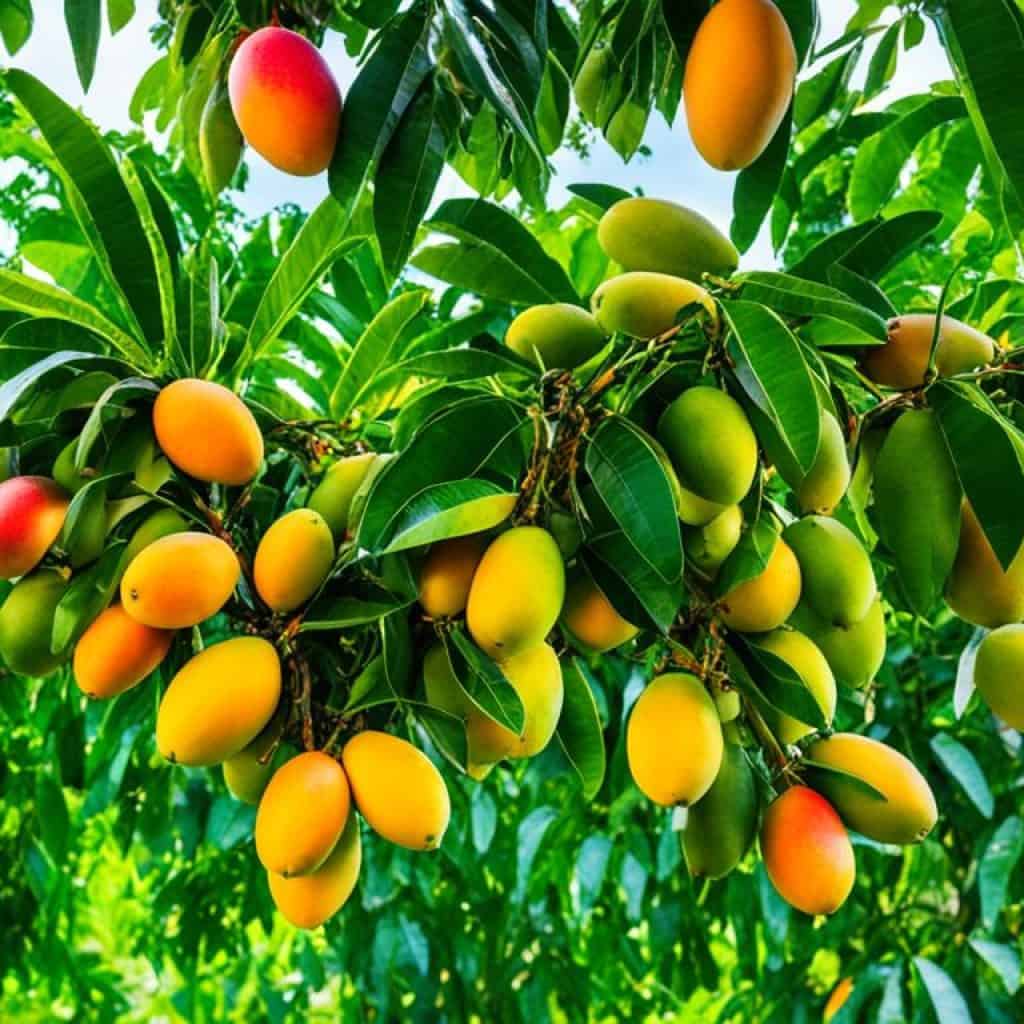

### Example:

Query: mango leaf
xmin=913 ymin=958 xmax=972 ymax=1024
xmin=848 ymin=95 xmax=967 ymax=221
xmin=567 ymin=182 xmax=633 ymax=213
xmin=301 ymin=593 xmax=408 ymax=632
xmin=0 ymin=1 xmax=32 ymax=55
xmin=51 ymin=540 xmax=127 ymax=656
xmin=64 ymin=0 xmax=101 ymax=92
xmin=34 ymin=773 xmax=70 ymax=862
xmin=75 ymin=377 xmax=158 ymax=468
xmin=414 ymin=198 xmax=579 ymax=306
xmin=801 ymin=759 xmax=888 ymax=802
xmin=513 ymin=806 xmax=559 ymax=905
xmin=979 ymin=816 xmax=1024 ymax=931
xmin=953 ymin=627 xmax=986 ymax=719
xmin=731 ymin=106 xmax=792 ymax=253
xmin=794 ymin=47 xmax=858 ymax=129
xmin=557 ymin=659 xmax=607 ymax=801
xmin=931 ymin=380 xmax=1024 ymax=569
xmin=788 ymin=220 xmax=882 ymax=281
xmin=776 ymin=0 xmax=819 ymax=67
xmin=930 ymin=733 xmax=993 ymax=818
xmin=862 ymin=21 xmax=901 ymax=101
xmin=585 ymin=416 xmax=682 ymax=584
xmin=413 ymin=704 xmax=468 ymax=771
xmin=839 ymin=210 xmax=943 ymax=281
xmin=826 ymin=263 xmax=897 ymax=319
xmin=449 ymin=628 xmax=525 ymax=733
xmin=377 ymin=336 xmax=538 ymax=388
xmin=205 ymin=796 xmax=256 ymax=851
xmin=969 ymin=938 xmax=1021 ymax=995
xmin=728 ymin=636 xmax=827 ymax=730
xmin=0 ymin=350 xmax=128 ymax=424
xmin=715 ymin=512 xmax=781 ymax=599
xmin=723 ymin=300 xmax=821 ymax=473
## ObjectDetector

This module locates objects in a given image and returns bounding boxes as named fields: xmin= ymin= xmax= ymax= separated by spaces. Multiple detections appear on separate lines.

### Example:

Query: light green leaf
xmin=913 ymin=957 xmax=971 ymax=1024
xmin=930 ymin=733 xmax=994 ymax=818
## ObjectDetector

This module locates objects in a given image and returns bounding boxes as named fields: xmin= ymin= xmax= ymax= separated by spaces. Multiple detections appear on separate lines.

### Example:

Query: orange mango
xmin=73 ymin=604 xmax=173 ymax=699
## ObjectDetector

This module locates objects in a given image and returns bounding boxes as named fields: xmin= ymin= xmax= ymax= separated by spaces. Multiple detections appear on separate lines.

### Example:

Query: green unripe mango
xmin=308 ymin=453 xmax=378 ymax=541
xmin=783 ymin=515 xmax=877 ymax=628
xmin=755 ymin=628 xmax=836 ymax=744
xmin=505 ymin=304 xmax=607 ymax=370
xmin=122 ymin=507 xmax=189 ymax=568
xmin=684 ymin=504 xmax=743 ymax=578
xmin=574 ymin=45 xmax=613 ymax=125
xmin=764 ymin=410 xmax=850 ymax=515
xmin=682 ymin=742 xmax=758 ymax=878
xmin=64 ymin=486 xmax=109 ymax=568
xmin=873 ymin=409 xmax=961 ymax=616
xmin=788 ymin=596 xmax=885 ymax=690
xmin=658 ymin=386 xmax=758 ymax=505
xmin=973 ymin=624 xmax=1024 ymax=729
xmin=806 ymin=733 xmax=937 ymax=845
xmin=591 ymin=271 xmax=715 ymax=339
xmin=53 ymin=438 xmax=96 ymax=494
xmin=598 ymin=197 xmax=739 ymax=281
xmin=605 ymin=100 xmax=647 ymax=159
xmin=106 ymin=419 xmax=171 ymax=495
xmin=200 ymin=79 xmax=244 ymax=196
xmin=0 ymin=570 xmax=70 ymax=676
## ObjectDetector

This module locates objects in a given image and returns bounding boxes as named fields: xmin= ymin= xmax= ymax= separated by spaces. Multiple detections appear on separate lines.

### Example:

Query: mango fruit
xmin=466 ymin=526 xmax=565 ymax=659
xmin=229 ymin=26 xmax=341 ymax=177
xmin=560 ymin=569 xmax=638 ymax=653
xmin=342 ymin=730 xmax=451 ymax=851
xmin=255 ymin=751 xmax=351 ymax=876
xmin=755 ymin=628 xmax=836 ymax=744
xmin=806 ymin=733 xmax=937 ymax=845
xmin=52 ymin=438 xmax=95 ymax=494
xmin=0 ymin=476 xmax=69 ymax=579
xmin=63 ymin=485 xmax=108 ymax=568
xmin=598 ymin=197 xmax=738 ymax=281
xmin=824 ymin=978 xmax=854 ymax=1024
xmin=766 ymin=410 xmax=850 ymax=515
xmin=73 ymin=604 xmax=173 ymax=699
xmin=268 ymin=811 xmax=361 ymax=928
xmin=946 ymin=502 xmax=1024 ymax=628
xmin=254 ymin=508 xmax=334 ymax=613
xmin=873 ymin=409 xmax=961 ymax=615
xmin=684 ymin=0 xmax=797 ymax=171
xmin=788 ymin=596 xmax=885 ymax=690
xmin=684 ymin=505 xmax=743 ymax=578
xmin=153 ymin=378 xmax=263 ymax=486
xmin=122 ymin=507 xmax=188 ymax=567
xmin=223 ymin=721 xmax=286 ymax=805
xmin=573 ymin=44 xmax=613 ymax=125
xmin=0 ymin=570 xmax=70 ymax=676
xmin=157 ymin=636 xmax=281 ymax=766
xmin=591 ymin=272 xmax=716 ymax=339
xmin=761 ymin=786 xmax=855 ymax=916
xmin=973 ymin=624 xmax=1024 ymax=729
xmin=200 ymin=79 xmax=243 ymax=195
xmin=719 ymin=536 xmax=801 ymax=633
xmin=627 ymin=673 xmax=723 ymax=806
xmin=121 ymin=531 xmax=239 ymax=629
xmin=505 ymin=303 xmax=607 ymax=370
xmin=682 ymin=742 xmax=758 ymax=878
xmin=784 ymin=516 xmax=876 ymax=628
xmin=418 ymin=533 xmax=488 ymax=619
xmin=862 ymin=313 xmax=995 ymax=389
xmin=658 ymin=386 xmax=758 ymax=505
xmin=308 ymin=453 xmax=377 ymax=541
xmin=105 ymin=419 xmax=171 ymax=495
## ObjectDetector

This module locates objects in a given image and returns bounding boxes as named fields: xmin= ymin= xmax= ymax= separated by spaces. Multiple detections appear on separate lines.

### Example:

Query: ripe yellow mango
xmin=307 ymin=453 xmax=377 ymax=541
xmin=781 ymin=410 xmax=850 ymax=515
xmin=862 ymin=314 xmax=995 ymax=389
xmin=560 ymin=570 xmax=638 ymax=654
xmin=223 ymin=722 xmax=286 ymax=805
xmin=824 ymin=979 xmax=854 ymax=1024
xmin=254 ymin=508 xmax=334 ymax=613
xmin=684 ymin=0 xmax=797 ymax=171
xmin=418 ymin=533 xmax=488 ymax=619
xmin=121 ymin=507 xmax=188 ymax=568
xmin=755 ymin=628 xmax=836 ymax=744
xmin=807 ymin=733 xmax=937 ymax=844
xmin=121 ymin=531 xmax=239 ymax=629
xmin=788 ymin=596 xmax=885 ymax=690
xmin=783 ymin=516 xmax=876 ymax=628
xmin=658 ymin=386 xmax=758 ymax=505
xmin=157 ymin=636 xmax=281 ymax=766
xmin=627 ymin=673 xmax=723 ymax=806
xmin=153 ymin=378 xmax=264 ymax=485
xmin=466 ymin=526 xmax=565 ymax=659
xmin=683 ymin=742 xmax=758 ymax=878
xmin=0 ymin=570 xmax=70 ymax=676
xmin=591 ymin=272 xmax=716 ymax=339
xmin=973 ymin=624 xmax=1024 ymax=729
xmin=268 ymin=812 xmax=361 ymax=928
xmin=598 ymin=197 xmax=739 ymax=281
xmin=761 ymin=786 xmax=854 ymax=915
xmin=73 ymin=603 xmax=173 ymax=699
xmin=342 ymin=730 xmax=451 ymax=851
xmin=256 ymin=751 xmax=351 ymax=876
xmin=718 ymin=537 xmax=801 ymax=633
xmin=505 ymin=303 xmax=607 ymax=370
xmin=946 ymin=502 xmax=1024 ymax=628
xmin=684 ymin=505 xmax=743 ymax=578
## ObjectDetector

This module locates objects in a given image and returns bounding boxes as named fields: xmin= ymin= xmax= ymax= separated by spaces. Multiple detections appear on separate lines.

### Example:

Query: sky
xmin=8 ymin=1 xmax=953 ymax=270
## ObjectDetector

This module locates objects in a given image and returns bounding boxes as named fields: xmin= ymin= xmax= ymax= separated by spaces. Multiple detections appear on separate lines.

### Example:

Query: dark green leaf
xmin=930 ymin=733 xmax=993 ymax=818
xmin=64 ymin=0 xmax=101 ymax=92
xmin=556 ymin=659 xmax=607 ymax=801
xmin=449 ymin=628 xmax=525 ymax=733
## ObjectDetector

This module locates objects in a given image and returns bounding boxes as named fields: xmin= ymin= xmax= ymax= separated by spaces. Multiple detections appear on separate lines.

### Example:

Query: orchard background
xmin=0 ymin=1 xmax=1022 ymax=1022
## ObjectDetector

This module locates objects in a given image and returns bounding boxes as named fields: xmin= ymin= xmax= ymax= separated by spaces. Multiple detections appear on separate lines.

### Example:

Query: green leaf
xmin=108 ymin=0 xmax=135 ymax=34
xmin=953 ymin=627 xmax=985 ymax=719
xmin=64 ymin=0 xmax=101 ymax=92
xmin=585 ymin=416 xmax=682 ymax=584
xmin=567 ymin=183 xmax=633 ymax=213
xmin=301 ymin=593 xmax=408 ymax=632
xmin=715 ymin=513 xmax=781 ymax=598
xmin=929 ymin=733 xmax=993 ymax=818
xmin=0 ymin=350 xmax=126 ymax=424
xmin=414 ymin=704 xmax=468 ymax=770
xmin=931 ymin=380 xmax=1024 ymax=569
xmin=556 ymin=659 xmax=607 ymax=801
xmin=969 ymin=938 xmax=1021 ymax=995
xmin=51 ymin=540 xmax=127 ymax=655
xmin=35 ymin=774 xmax=70 ymax=862
xmin=839 ymin=210 xmax=943 ymax=281
xmin=731 ymin=106 xmax=792 ymax=253
xmin=979 ymin=816 xmax=1024 ymax=931
xmin=0 ymin=0 xmax=33 ymax=55
xmin=728 ymin=636 xmax=828 ymax=730
xmin=794 ymin=48 xmax=857 ymax=129
xmin=801 ymin=759 xmax=889 ymax=803
xmin=330 ymin=290 xmax=430 ymax=418
xmin=470 ymin=787 xmax=498 ymax=855
xmin=826 ymin=263 xmax=897 ymax=319
xmin=788 ymin=220 xmax=882 ymax=281
xmin=863 ymin=21 xmax=901 ymax=101
xmin=723 ymin=300 xmax=821 ymax=473
xmin=513 ymin=806 xmax=559 ymax=905
xmin=776 ymin=0 xmax=819 ymax=68
xmin=913 ymin=958 xmax=971 ymax=1024
xmin=449 ymin=628 xmax=525 ymax=733
xmin=414 ymin=198 xmax=579 ymax=306
xmin=205 ymin=796 xmax=256 ymax=851
xmin=848 ymin=96 xmax=967 ymax=221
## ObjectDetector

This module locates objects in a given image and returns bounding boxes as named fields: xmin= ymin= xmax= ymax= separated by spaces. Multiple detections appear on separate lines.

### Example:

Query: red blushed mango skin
xmin=0 ymin=477 xmax=69 ymax=579
xmin=761 ymin=786 xmax=855 ymax=915
xmin=229 ymin=27 xmax=342 ymax=177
